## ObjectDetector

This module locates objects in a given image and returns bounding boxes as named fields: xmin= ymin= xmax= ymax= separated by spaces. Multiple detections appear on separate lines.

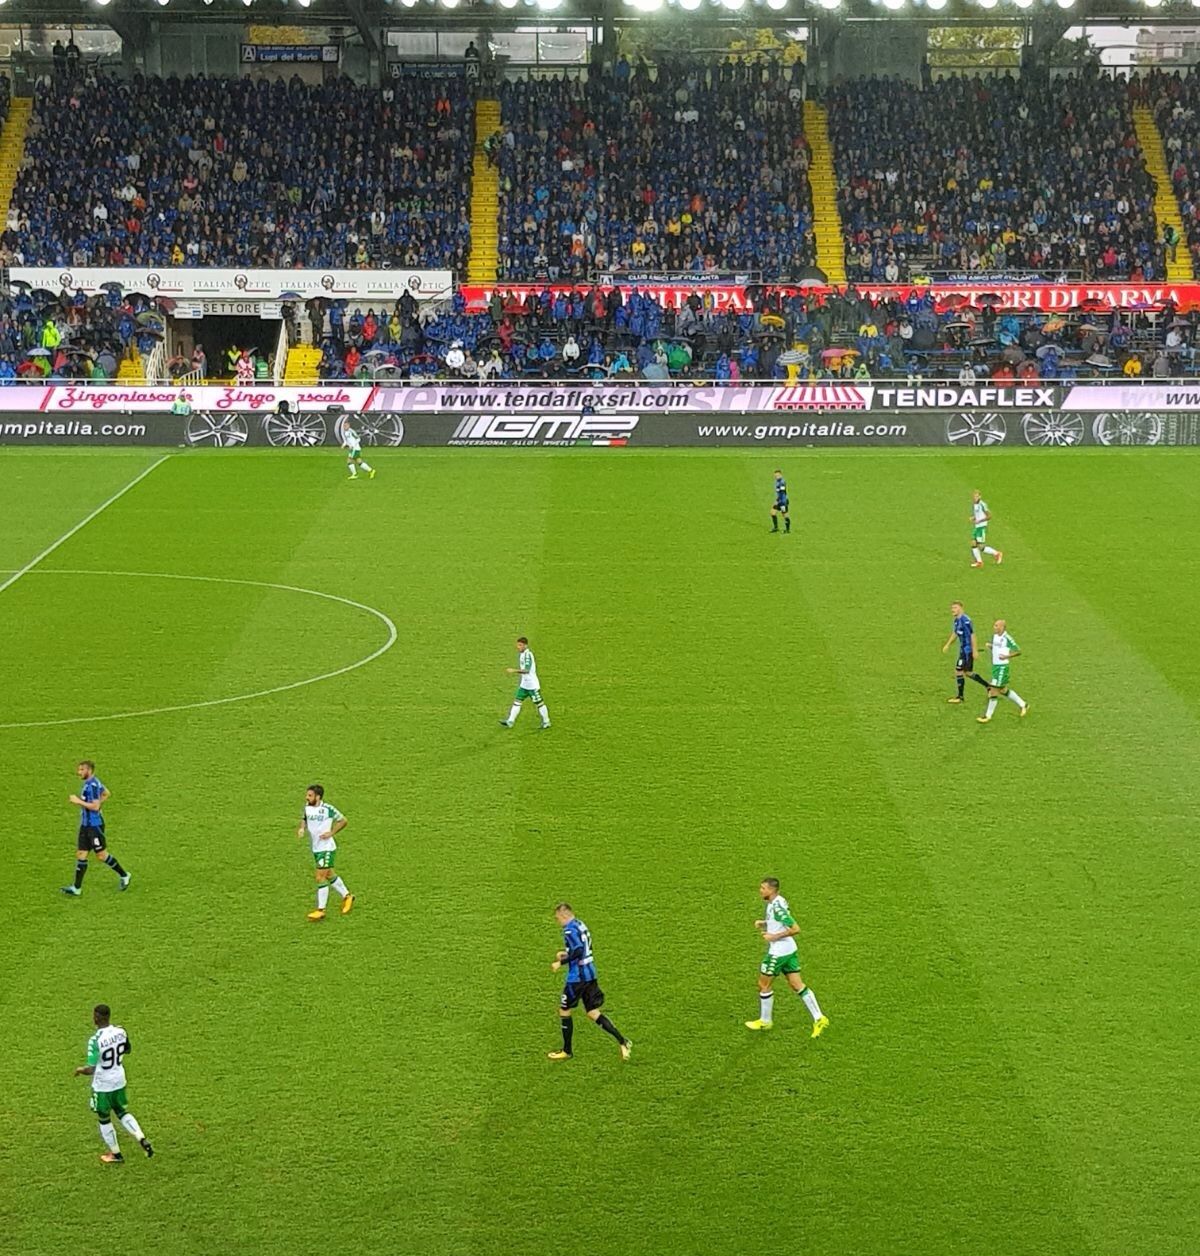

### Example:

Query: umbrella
xmin=938 ymin=294 xmax=970 ymax=310
xmin=31 ymin=288 xmax=57 ymax=303
xmin=1074 ymin=298 xmax=1109 ymax=313
xmin=278 ymin=290 xmax=304 ymax=301
xmin=1086 ymin=353 xmax=1114 ymax=368
xmin=363 ymin=349 xmax=389 ymax=362
xmin=137 ymin=312 xmax=165 ymax=328
xmin=100 ymin=281 xmax=123 ymax=293
xmin=973 ymin=293 xmax=1003 ymax=305
xmin=969 ymin=336 xmax=996 ymax=347
xmin=945 ymin=320 xmax=972 ymax=331
xmin=642 ymin=362 xmax=670 ymax=381
xmin=1041 ymin=317 xmax=1066 ymax=333
xmin=821 ymin=347 xmax=859 ymax=361
xmin=1035 ymin=344 xmax=1061 ymax=359
xmin=760 ymin=313 xmax=785 ymax=329
xmin=27 ymin=347 xmax=51 ymax=357
xmin=8 ymin=279 xmax=30 ymax=292
xmin=97 ymin=351 xmax=117 ymax=374
xmin=777 ymin=349 xmax=807 ymax=365
xmin=372 ymin=365 xmax=402 ymax=380
xmin=153 ymin=297 xmax=177 ymax=314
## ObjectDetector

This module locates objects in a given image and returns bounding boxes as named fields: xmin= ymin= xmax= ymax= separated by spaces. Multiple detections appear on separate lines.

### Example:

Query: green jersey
xmin=303 ymin=801 xmax=344 ymax=854
xmin=990 ymin=631 xmax=1018 ymax=667
xmin=87 ymin=1024 xmax=130 ymax=1093
xmin=764 ymin=894 xmax=798 ymax=958
xmin=516 ymin=647 xmax=540 ymax=690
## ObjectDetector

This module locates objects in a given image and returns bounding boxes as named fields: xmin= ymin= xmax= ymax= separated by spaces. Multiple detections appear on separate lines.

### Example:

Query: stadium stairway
xmin=1133 ymin=104 xmax=1194 ymax=282
xmin=117 ymin=351 xmax=145 ymax=384
xmin=467 ymin=97 xmax=501 ymax=285
xmin=283 ymin=344 xmax=322 ymax=386
xmin=0 ymin=96 xmax=32 ymax=224
xmin=802 ymin=100 xmax=847 ymax=286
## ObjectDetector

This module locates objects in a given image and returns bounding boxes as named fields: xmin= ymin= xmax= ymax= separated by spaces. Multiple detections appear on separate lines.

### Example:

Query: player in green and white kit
xmin=296 ymin=784 xmax=355 ymax=921
xmin=73 ymin=1003 xmax=153 ymax=1164
xmin=978 ymin=618 xmax=1029 ymax=723
xmin=745 ymin=878 xmax=829 ymax=1038
xmin=500 ymin=636 xmax=550 ymax=730
xmin=342 ymin=424 xmax=375 ymax=480
xmin=970 ymin=489 xmax=1003 ymax=567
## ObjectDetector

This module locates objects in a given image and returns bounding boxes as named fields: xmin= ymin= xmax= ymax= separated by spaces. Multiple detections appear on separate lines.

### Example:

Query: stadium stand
xmin=827 ymin=73 xmax=1165 ymax=284
xmin=1141 ymin=69 xmax=1200 ymax=280
xmin=496 ymin=60 xmax=816 ymax=281
xmin=2 ymin=72 xmax=472 ymax=270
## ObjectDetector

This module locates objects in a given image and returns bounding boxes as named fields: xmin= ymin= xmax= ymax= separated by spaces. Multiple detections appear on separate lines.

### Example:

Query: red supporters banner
xmin=460 ymin=282 xmax=1200 ymax=315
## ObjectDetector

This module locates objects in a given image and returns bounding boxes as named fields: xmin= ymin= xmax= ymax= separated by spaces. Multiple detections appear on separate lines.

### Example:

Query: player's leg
xmin=500 ymin=690 xmax=524 ymax=727
xmin=783 ymin=507 xmax=791 ymax=534
xmin=110 ymin=1094 xmax=153 ymax=1157
xmin=532 ymin=688 xmax=550 ymax=730
xmin=978 ymin=685 xmax=1001 ymax=723
xmin=770 ymin=506 xmax=779 ymax=533
xmin=62 ymin=836 xmax=90 ymax=896
xmin=971 ymin=529 xmax=984 ymax=566
xmin=747 ymin=969 xmax=776 ymax=1029
xmin=93 ymin=828 xmax=129 ymax=886
xmin=357 ymin=450 xmax=374 ymax=476
xmin=785 ymin=967 xmax=828 ymax=1036
xmin=1005 ymin=687 xmax=1028 ymax=714
xmin=308 ymin=861 xmax=332 ymax=919
xmin=346 ymin=450 xmax=358 ymax=478
xmin=951 ymin=663 xmax=965 ymax=702
xmin=549 ymin=989 xmax=577 ymax=1059
xmin=330 ymin=867 xmax=355 ymax=915
xmin=93 ymin=1092 xmax=123 ymax=1162
xmin=583 ymin=985 xmax=629 ymax=1056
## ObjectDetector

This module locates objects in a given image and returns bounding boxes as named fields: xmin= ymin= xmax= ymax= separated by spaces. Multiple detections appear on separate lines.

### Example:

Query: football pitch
xmin=4 ymin=445 xmax=1196 ymax=1256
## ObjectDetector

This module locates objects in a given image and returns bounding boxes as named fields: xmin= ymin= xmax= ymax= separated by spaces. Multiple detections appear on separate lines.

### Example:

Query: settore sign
xmin=10 ymin=268 xmax=454 ymax=304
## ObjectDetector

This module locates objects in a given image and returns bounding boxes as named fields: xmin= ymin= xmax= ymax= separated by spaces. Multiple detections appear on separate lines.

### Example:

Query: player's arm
xmin=762 ymin=921 xmax=800 ymax=943
xmin=552 ymin=930 xmax=583 ymax=973
xmin=971 ymin=633 xmax=978 ymax=656
xmin=74 ymin=1038 xmax=100 ymax=1077
xmin=941 ymin=632 xmax=958 ymax=652
xmin=296 ymin=815 xmax=306 ymax=839
xmin=327 ymin=816 xmax=348 ymax=839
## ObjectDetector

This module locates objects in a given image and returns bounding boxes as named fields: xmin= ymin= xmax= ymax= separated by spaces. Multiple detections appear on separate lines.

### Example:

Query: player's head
xmin=516 ymin=636 xmax=528 ymax=650
xmin=759 ymin=877 xmax=780 ymax=901
xmin=994 ymin=618 xmax=1006 ymax=633
xmin=277 ymin=399 xmax=291 ymax=414
xmin=553 ymin=902 xmax=574 ymax=924
xmin=77 ymin=760 xmax=95 ymax=780
xmin=951 ymin=601 xmax=963 ymax=615
xmin=972 ymin=489 xmax=982 ymax=502
xmin=93 ymin=1003 xmax=111 ymax=1027
xmin=306 ymin=784 xmax=324 ymax=805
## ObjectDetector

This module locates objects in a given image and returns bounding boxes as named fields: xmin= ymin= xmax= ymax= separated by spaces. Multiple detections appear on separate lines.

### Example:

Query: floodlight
xmin=882 ymin=0 xmax=904 ymax=10
xmin=766 ymin=0 xmax=788 ymax=9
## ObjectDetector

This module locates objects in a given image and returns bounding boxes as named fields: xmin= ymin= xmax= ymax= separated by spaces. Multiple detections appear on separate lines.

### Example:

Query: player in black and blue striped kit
xmin=62 ymin=761 xmax=131 ymax=897
xmin=770 ymin=470 xmax=791 ymax=533
xmin=942 ymin=601 xmax=988 ymax=703
xmin=548 ymin=903 xmax=631 ymax=1061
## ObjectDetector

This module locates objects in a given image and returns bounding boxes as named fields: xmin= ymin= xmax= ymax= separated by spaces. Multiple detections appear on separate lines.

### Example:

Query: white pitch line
xmin=0 ymin=569 xmax=398 ymax=729
xmin=0 ymin=455 xmax=171 ymax=598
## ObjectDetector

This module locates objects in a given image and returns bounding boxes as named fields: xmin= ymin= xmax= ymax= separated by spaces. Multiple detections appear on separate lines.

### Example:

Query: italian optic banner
xmin=10 ymin=268 xmax=453 ymax=303
xmin=3 ymin=408 xmax=1198 ymax=447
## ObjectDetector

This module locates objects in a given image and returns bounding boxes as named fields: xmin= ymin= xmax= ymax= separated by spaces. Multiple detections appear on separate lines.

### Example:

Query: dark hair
xmin=762 ymin=877 xmax=780 ymax=891
xmin=308 ymin=784 xmax=324 ymax=799
xmin=554 ymin=902 xmax=572 ymax=913
xmin=517 ymin=636 xmax=528 ymax=646
xmin=78 ymin=759 xmax=95 ymax=771
xmin=94 ymin=1003 xmax=110 ymax=1020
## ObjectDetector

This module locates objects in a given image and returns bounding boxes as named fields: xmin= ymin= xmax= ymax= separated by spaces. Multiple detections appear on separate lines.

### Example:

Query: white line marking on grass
xmin=0 ymin=455 xmax=171 ymax=598
xmin=0 ymin=569 xmax=398 ymax=729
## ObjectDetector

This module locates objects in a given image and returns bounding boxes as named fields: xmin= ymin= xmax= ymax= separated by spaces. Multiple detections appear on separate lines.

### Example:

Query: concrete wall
xmin=823 ymin=23 xmax=927 ymax=86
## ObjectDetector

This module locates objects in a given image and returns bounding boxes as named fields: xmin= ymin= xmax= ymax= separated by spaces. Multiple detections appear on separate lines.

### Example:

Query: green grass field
xmin=3 ymin=446 xmax=1197 ymax=1256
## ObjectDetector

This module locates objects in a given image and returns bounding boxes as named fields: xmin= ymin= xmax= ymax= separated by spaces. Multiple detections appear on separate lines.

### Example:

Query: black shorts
xmin=773 ymin=501 xmax=789 ymax=514
xmin=957 ymin=650 xmax=974 ymax=672
xmin=561 ymin=979 xmax=604 ymax=1013
xmin=78 ymin=823 xmax=106 ymax=853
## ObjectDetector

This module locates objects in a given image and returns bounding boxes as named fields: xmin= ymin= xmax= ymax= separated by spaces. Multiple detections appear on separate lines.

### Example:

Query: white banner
xmin=1061 ymin=384 xmax=1200 ymax=411
xmin=9 ymin=268 xmax=454 ymax=304
xmin=0 ymin=385 xmax=375 ymax=415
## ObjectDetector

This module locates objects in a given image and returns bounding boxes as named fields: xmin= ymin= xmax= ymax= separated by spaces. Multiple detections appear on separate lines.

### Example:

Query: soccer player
xmin=941 ymin=601 xmax=989 ymax=703
xmin=62 ymin=761 xmax=130 ymax=897
xmin=977 ymin=619 xmax=1030 ymax=724
xmin=745 ymin=878 xmax=829 ymax=1038
xmin=342 ymin=423 xmax=375 ymax=480
xmin=296 ymin=784 xmax=355 ymax=921
xmin=73 ymin=1003 xmax=154 ymax=1164
xmin=970 ymin=490 xmax=1003 ymax=567
xmin=499 ymin=636 xmax=550 ymax=730
xmin=548 ymin=904 xmax=631 ymax=1061
xmin=771 ymin=469 xmax=791 ymax=534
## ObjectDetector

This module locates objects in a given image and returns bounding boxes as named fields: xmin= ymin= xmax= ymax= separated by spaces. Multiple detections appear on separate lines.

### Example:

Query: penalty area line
xmin=0 ymin=455 xmax=171 ymax=598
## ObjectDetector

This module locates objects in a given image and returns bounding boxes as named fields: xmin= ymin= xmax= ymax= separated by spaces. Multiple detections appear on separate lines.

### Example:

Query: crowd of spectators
xmin=827 ymin=72 xmax=1164 ymax=283
xmin=0 ymin=285 xmax=163 ymax=381
xmin=3 ymin=72 xmax=472 ymax=270
xmin=1141 ymin=70 xmax=1200 ymax=278
xmin=496 ymin=59 xmax=815 ymax=281
xmin=305 ymin=283 xmax=1200 ymax=385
